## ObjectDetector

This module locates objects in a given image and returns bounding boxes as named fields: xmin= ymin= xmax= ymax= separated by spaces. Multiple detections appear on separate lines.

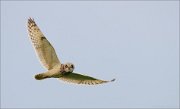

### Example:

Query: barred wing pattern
xmin=59 ymin=72 xmax=115 ymax=85
xmin=28 ymin=18 xmax=115 ymax=85
xmin=27 ymin=18 xmax=61 ymax=70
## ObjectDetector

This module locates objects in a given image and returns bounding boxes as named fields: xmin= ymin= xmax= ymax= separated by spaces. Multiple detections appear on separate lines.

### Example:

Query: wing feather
xmin=27 ymin=18 xmax=61 ymax=70
xmin=59 ymin=72 xmax=115 ymax=85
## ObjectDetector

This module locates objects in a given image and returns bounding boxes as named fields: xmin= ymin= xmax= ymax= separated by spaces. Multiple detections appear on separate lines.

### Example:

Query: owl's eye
xmin=65 ymin=65 xmax=68 ymax=68
xmin=71 ymin=65 xmax=74 ymax=68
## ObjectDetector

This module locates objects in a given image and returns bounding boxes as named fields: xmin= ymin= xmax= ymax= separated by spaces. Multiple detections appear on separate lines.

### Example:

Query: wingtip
xmin=28 ymin=17 xmax=33 ymax=20
xmin=28 ymin=17 xmax=35 ymax=23
xmin=27 ymin=17 xmax=37 ymax=27
xmin=110 ymin=78 xmax=116 ymax=82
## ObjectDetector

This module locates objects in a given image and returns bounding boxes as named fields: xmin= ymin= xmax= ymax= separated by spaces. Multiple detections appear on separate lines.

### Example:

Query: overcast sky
xmin=1 ymin=1 xmax=179 ymax=108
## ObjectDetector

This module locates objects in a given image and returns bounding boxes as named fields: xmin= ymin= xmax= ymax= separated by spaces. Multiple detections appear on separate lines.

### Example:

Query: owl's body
xmin=27 ymin=18 xmax=115 ymax=85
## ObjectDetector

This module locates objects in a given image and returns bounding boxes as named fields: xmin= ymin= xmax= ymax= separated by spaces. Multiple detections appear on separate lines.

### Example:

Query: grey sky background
xmin=1 ymin=1 xmax=179 ymax=108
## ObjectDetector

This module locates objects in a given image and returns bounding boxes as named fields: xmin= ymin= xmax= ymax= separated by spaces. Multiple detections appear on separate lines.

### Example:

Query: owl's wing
xmin=27 ymin=18 xmax=61 ymax=70
xmin=59 ymin=72 xmax=115 ymax=85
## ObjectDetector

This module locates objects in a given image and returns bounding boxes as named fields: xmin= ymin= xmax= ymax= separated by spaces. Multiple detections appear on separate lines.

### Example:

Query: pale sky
xmin=1 ymin=1 xmax=179 ymax=108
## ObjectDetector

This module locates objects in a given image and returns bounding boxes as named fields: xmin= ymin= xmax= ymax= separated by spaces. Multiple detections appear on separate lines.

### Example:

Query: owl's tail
xmin=34 ymin=73 xmax=49 ymax=80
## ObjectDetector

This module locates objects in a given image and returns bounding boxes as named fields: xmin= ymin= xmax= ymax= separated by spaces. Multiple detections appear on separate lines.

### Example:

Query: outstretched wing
xmin=59 ymin=72 xmax=115 ymax=85
xmin=27 ymin=18 xmax=61 ymax=70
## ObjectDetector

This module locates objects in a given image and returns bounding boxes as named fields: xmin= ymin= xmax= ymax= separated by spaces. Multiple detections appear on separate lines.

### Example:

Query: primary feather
xmin=59 ymin=72 xmax=115 ymax=85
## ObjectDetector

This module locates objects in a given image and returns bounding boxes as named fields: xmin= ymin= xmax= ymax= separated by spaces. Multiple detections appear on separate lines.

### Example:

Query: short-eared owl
xmin=27 ymin=18 xmax=115 ymax=85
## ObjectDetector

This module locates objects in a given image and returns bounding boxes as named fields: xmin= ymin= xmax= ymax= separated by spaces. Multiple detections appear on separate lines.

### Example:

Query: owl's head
xmin=63 ymin=63 xmax=75 ymax=73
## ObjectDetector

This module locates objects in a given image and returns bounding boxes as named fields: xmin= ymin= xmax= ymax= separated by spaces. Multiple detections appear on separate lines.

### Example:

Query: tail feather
xmin=35 ymin=73 xmax=49 ymax=80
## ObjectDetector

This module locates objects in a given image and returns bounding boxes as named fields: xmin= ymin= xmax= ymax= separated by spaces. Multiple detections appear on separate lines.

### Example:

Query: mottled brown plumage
xmin=27 ymin=18 xmax=115 ymax=85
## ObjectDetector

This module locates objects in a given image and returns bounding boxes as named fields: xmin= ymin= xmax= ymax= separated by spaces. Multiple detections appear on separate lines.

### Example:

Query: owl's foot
xmin=35 ymin=73 xmax=49 ymax=80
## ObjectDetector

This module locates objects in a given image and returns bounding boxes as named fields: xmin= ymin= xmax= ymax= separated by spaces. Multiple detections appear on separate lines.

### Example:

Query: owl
xmin=27 ymin=18 xmax=115 ymax=85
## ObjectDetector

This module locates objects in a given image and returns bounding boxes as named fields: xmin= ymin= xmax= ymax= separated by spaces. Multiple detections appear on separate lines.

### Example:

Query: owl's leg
xmin=34 ymin=68 xmax=61 ymax=80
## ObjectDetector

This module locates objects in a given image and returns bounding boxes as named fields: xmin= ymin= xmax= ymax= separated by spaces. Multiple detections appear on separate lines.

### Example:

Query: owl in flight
xmin=27 ymin=18 xmax=115 ymax=85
